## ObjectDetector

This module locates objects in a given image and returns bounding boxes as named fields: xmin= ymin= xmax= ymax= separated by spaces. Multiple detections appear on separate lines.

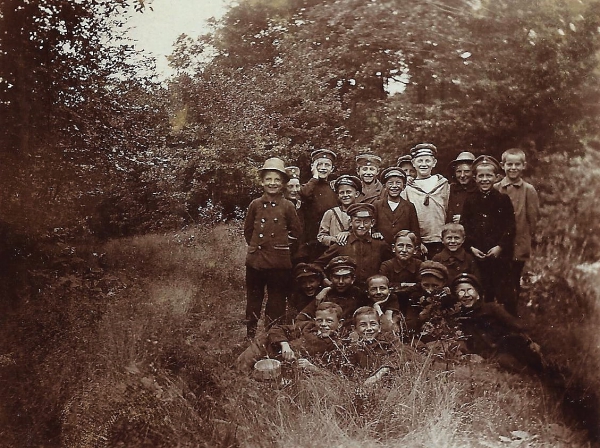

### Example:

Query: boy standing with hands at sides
xmin=355 ymin=153 xmax=384 ymax=204
xmin=300 ymin=149 xmax=339 ymax=261
xmin=244 ymin=157 xmax=302 ymax=339
xmin=373 ymin=166 xmax=420 ymax=245
xmin=460 ymin=156 xmax=516 ymax=314
xmin=402 ymin=143 xmax=449 ymax=258
xmin=494 ymin=148 xmax=540 ymax=307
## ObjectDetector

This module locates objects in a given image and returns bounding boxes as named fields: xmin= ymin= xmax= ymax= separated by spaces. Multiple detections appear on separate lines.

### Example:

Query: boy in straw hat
xmin=244 ymin=157 xmax=302 ymax=339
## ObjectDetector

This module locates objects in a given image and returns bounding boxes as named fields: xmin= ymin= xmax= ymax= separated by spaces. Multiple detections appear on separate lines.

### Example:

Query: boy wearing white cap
xmin=401 ymin=143 xmax=450 ymax=258
xmin=446 ymin=151 xmax=478 ymax=223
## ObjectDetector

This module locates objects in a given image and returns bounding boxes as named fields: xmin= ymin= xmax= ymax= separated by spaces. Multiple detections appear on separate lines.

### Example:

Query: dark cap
xmin=397 ymin=154 xmax=413 ymax=166
xmin=347 ymin=202 xmax=376 ymax=218
xmin=451 ymin=273 xmax=482 ymax=293
xmin=325 ymin=256 xmax=357 ymax=276
xmin=311 ymin=149 xmax=337 ymax=162
xmin=410 ymin=143 xmax=437 ymax=159
xmin=293 ymin=263 xmax=324 ymax=280
xmin=285 ymin=166 xmax=301 ymax=179
xmin=380 ymin=166 xmax=407 ymax=183
xmin=333 ymin=175 xmax=362 ymax=192
xmin=472 ymin=155 xmax=501 ymax=174
xmin=356 ymin=153 xmax=382 ymax=167
xmin=419 ymin=260 xmax=449 ymax=281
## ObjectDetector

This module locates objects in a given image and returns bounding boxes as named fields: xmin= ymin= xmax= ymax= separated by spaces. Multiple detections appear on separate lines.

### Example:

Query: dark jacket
xmin=446 ymin=181 xmax=478 ymax=222
xmin=244 ymin=194 xmax=302 ymax=270
xmin=432 ymin=247 xmax=481 ymax=282
xmin=373 ymin=198 xmax=421 ymax=244
xmin=460 ymin=189 xmax=516 ymax=258
xmin=300 ymin=178 xmax=338 ymax=243
xmin=267 ymin=321 xmax=341 ymax=359
xmin=295 ymin=285 xmax=367 ymax=325
xmin=315 ymin=234 xmax=394 ymax=285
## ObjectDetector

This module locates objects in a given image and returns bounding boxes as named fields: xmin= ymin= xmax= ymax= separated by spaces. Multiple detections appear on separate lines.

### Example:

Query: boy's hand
xmin=280 ymin=342 xmax=296 ymax=361
xmin=451 ymin=214 xmax=461 ymax=223
xmin=335 ymin=231 xmax=350 ymax=245
xmin=371 ymin=231 xmax=384 ymax=240
xmin=315 ymin=286 xmax=331 ymax=302
xmin=485 ymin=246 xmax=502 ymax=259
xmin=471 ymin=247 xmax=486 ymax=259
xmin=297 ymin=358 xmax=318 ymax=372
xmin=310 ymin=161 xmax=320 ymax=179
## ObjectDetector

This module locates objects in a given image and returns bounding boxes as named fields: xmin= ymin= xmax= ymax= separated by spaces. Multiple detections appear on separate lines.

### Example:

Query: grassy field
xmin=1 ymin=149 xmax=599 ymax=447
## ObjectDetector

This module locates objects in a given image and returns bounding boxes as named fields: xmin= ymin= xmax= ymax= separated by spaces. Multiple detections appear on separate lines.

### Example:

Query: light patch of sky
xmin=125 ymin=0 xmax=231 ymax=78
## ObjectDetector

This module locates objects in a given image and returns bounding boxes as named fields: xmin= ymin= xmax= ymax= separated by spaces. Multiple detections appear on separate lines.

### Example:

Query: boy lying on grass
xmin=236 ymin=302 xmax=344 ymax=373
xmin=344 ymin=306 xmax=422 ymax=387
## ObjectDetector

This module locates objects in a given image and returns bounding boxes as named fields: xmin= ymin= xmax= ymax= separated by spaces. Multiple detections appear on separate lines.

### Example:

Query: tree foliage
xmin=167 ymin=0 xmax=600 ymax=215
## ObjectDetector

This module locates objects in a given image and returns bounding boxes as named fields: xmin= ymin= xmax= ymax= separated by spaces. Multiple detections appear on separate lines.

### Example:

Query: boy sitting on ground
xmin=432 ymin=223 xmax=481 ymax=282
xmin=286 ymin=263 xmax=324 ymax=323
xmin=379 ymin=230 xmax=422 ymax=302
xmin=449 ymin=273 xmax=546 ymax=373
xmin=365 ymin=274 xmax=400 ymax=333
xmin=236 ymin=302 xmax=344 ymax=373
xmin=296 ymin=256 xmax=366 ymax=326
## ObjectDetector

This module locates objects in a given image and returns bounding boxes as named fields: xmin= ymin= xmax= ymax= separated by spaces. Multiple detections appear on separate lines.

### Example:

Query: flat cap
xmin=419 ymin=260 xmax=449 ymax=281
xmin=380 ymin=166 xmax=407 ymax=182
xmin=355 ymin=153 xmax=382 ymax=167
xmin=410 ymin=143 xmax=437 ymax=159
xmin=293 ymin=263 xmax=324 ymax=280
xmin=325 ymin=256 xmax=357 ymax=276
xmin=397 ymin=154 xmax=413 ymax=166
xmin=333 ymin=175 xmax=362 ymax=192
xmin=311 ymin=149 xmax=337 ymax=162
xmin=472 ymin=155 xmax=501 ymax=173
xmin=347 ymin=202 xmax=375 ymax=218
xmin=285 ymin=166 xmax=301 ymax=179
xmin=450 ymin=273 xmax=482 ymax=293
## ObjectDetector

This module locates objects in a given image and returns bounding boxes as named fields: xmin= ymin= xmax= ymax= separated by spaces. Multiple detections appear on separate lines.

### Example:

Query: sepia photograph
xmin=1 ymin=0 xmax=599 ymax=446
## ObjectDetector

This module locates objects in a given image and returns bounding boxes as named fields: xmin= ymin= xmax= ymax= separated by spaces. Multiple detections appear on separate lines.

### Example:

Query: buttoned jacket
xmin=373 ymin=197 xmax=421 ymax=244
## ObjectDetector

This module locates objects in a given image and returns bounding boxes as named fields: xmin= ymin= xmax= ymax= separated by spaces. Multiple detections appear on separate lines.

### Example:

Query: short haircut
xmin=441 ymin=223 xmax=465 ymax=238
xmin=353 ymin=306 xmax=380 ymax=324
xmin=316 ymin=301 xmax=343 ymax=319
xmin=366 ymin=274 xmax=389 ymax=288
xmin=501 ymin=148 xmax=527 ymax=163
xmin=393 ymin=230 xmax=419 ymax=246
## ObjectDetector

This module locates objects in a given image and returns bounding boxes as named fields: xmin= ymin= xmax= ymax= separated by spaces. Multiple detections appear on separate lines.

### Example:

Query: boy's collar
xmin=499 ymin=176 xmax=523 ymax=188
xmin=260 ymin=193 xmax=281 ymax=203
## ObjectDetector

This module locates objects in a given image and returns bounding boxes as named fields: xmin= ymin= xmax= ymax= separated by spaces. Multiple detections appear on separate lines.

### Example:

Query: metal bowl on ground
xmin=253 ymin=358 xmax=281 ymax=381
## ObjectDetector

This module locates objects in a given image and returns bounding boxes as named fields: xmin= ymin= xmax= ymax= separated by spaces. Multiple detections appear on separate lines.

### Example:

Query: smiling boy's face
xmin=315 ymin=309 xmax=340 ymax=337
xmin=454 ymin=282 xmax=480 ymax=308
xmin=298 ymin=276 xmax=321 ymax=297
xmin=412 ymin=155 xmax=437 ymax=179
xmin=394 ymin=236 xmax=415 ymax=261
xmin=385 ymin=176 xmax=405 ymax=199
xmin=442 ymin=231 xmax=465 ymax=252
xmin=368 ymin=277 xmax=390 ymax=302
xmin=502 ymin=154 xmax=526 ymax=182
xmin=337 ymin=185 xmax=359 ymax=207
xmin=312 ymin=157 xmax=334 ymax=179
xmin=474 ymin=165 xmax=497 ymax=192
xmin=285 ymin=178 xmax=301 ymax=200
xmin=351 ymin=216 xmax=374 ymax=238
xmin=354 ymin=313 xmax=381 ymax=341
xmin=330 ymin=272 xmax=355 ymax=293
xmin=357 ymin=165 xmax=379 ymax=185
xmin=454 ymin=163 xmax=473 ymax=185
xmin=261 ymin=171 xmax=284 ymax=196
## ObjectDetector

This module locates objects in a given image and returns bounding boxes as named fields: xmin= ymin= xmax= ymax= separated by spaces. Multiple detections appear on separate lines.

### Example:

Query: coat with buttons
xmin=372 ymin=197 xmax=421 ymax=244
xmin=244 ymin=194 xmax=302 ymax=270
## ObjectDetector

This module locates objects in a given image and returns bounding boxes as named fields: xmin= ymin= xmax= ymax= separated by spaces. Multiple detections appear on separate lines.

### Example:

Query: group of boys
xmin=240 ymin=142 xmax=541 ymax=379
